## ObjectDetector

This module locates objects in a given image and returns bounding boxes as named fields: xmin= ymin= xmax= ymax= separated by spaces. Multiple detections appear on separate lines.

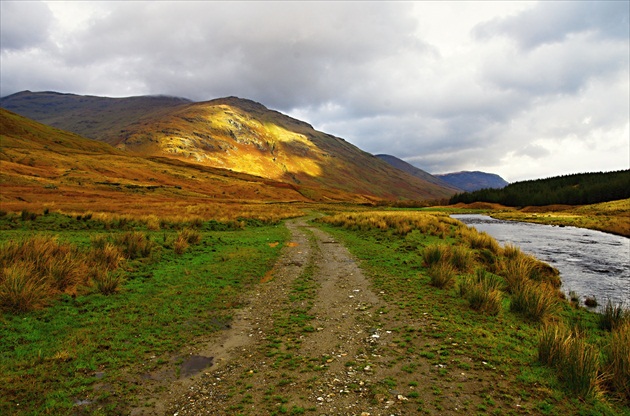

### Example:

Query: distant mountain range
xmin=375 ymin=154 xmax=508 ymax=192
xmin=434 ymin=171 xmax=509 ymax=192
xmin=0 ymin=91 xmax=463 ymax=204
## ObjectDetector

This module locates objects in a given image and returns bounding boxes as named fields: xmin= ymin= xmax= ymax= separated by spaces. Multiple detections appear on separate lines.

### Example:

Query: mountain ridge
xmin=1 ymin=91 xmax=459 ymax=201
xmin=434 ymin=171 xmax=509 ymax=192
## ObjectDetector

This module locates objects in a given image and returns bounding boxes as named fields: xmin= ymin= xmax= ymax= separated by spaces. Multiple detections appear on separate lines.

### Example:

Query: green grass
xmin=315 ymin=213 xmax=628 ymax=415
xmin=0 ymin=214 xmax=289 ymax=415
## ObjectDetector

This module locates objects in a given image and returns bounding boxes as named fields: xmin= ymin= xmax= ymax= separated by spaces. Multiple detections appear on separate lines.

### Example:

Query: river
xmin=452 ymin=214 xmax=630 ymax=309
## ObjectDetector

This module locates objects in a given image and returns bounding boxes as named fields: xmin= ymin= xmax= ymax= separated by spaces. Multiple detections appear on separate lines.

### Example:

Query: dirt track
xmin=130 ymin=216 xmax=498 ymax=415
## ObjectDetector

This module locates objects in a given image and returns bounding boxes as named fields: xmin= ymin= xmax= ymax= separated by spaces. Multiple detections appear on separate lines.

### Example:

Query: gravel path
xmin=135 ymin=216 xmax=422 ymax=416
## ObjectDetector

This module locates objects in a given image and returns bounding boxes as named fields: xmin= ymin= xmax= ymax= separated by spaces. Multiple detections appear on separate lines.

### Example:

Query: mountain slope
xmin=0 ymin=90 xmax=191 ymax=145
xmin=435 ymin=171 xmax=509 ymax=192
xmin=1 ymin=92 xmax=459 ymax=201
xmin=376 ymin=154 xmax=463 ymax=193
xmin=1 ymin=108 xmax=357 ymax=215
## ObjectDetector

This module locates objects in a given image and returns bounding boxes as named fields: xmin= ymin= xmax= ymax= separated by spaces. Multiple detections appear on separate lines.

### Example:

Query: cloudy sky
xmin=1 ymin=1 xmax=628 ymax=182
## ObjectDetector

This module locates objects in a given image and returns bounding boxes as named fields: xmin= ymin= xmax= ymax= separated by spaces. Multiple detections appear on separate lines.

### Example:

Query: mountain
xmin=1 ymin=91 xmax=459 ymax=201
xmin=0 ymin=108 xmax=331 ymax=215
xmin=0 ymin=90 xmax=191 ymax=144
xmin=434 ymin=171 xmax=509 ymax=192
xmin=375 ymin=154 xmax=463 ymax=193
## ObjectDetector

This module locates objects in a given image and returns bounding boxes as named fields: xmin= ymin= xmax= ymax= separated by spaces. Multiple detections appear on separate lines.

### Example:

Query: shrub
xmin=600 ymin=300 xmax=628 ymax=331
xmin=510 ymin=281 xmax=558 ymax=322
xmin=0 ymin=263 xmax=49 ymax=312
xmin=427 ymin=262 xmax=456 ymax=289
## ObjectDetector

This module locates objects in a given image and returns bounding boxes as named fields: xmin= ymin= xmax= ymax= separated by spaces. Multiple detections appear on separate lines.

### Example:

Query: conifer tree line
xmin=449 ymin=170 xmax=630 ymax=207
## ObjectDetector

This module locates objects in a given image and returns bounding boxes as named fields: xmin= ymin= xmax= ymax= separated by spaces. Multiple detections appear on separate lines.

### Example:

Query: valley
xmin=0 ymin=91 xmax=628 ymax=416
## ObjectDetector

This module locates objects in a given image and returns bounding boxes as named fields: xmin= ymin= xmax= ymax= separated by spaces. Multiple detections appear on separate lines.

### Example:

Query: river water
xmin=452 ymin=214 xmax=630 ymax=309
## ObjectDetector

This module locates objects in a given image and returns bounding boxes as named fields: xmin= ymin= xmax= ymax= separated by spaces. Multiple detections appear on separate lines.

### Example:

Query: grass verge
xmin=0 ymin=213 xmax=289 ymax=415
xmin=315 ymin=210 xmax=628 ymax=415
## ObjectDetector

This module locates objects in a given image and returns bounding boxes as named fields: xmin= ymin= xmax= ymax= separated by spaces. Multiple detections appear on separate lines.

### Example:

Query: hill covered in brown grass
xmin=0 ymin=108 xmax=376 ymax=218
xmin=1 ymin=91 xmax=458 ymax=201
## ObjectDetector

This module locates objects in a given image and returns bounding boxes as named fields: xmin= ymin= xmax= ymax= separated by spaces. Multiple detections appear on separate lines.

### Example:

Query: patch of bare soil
xmin=129 ymin=217 xmax=507 ymax=416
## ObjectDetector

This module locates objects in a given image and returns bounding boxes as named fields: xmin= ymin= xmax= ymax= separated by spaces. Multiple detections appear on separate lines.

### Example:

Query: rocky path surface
xmin=139 ymin=216 xmax=430 ymax=416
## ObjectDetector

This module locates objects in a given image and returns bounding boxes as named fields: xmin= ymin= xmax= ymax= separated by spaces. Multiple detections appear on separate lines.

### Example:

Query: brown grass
xmin=0 ymin=234 xmax=131 ymax=312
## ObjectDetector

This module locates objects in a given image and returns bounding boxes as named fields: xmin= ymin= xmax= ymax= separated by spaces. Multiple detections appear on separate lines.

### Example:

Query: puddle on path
xmin=180 ymin=355 xmax=214 ymax=378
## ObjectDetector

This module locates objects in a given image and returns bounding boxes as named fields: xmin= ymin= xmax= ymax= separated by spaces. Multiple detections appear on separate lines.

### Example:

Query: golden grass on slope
xmin=491 ymin=198 xmax=630 ymax=237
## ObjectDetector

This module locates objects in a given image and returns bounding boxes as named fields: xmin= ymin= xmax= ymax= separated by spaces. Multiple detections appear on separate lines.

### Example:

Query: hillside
xmin=435 ymin=171 xmax=509 ymax=192
xmin=376 ymin=154 xmax=462 ymax=193
xmin=1 ymin=108 xmax=379 ymax=216
xmin=450 ymin=170 xmax=630 ymax=206
xmin=0 ymin=90 xmax=191 ymax=145
xmin=1 ymin=92 xmax=459 ymax=201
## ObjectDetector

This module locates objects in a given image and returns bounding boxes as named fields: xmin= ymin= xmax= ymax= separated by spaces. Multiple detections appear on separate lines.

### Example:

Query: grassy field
xmin=1 ymin=208 xmax=628 ymax=415
xmin=316 ymin=210 xmax=629 ymax=415
xmin=0 ymin=212 xmax=289 ymax=415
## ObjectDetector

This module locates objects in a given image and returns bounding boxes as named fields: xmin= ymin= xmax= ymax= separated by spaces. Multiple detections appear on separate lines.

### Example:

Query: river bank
xmin=449 ymin=198 xmax=630 ymax=237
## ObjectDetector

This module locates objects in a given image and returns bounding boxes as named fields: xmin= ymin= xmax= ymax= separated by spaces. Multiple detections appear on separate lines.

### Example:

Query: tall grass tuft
xmin=449 ymin=245 xmax=475 ymax=273
xmin=560 ymin=335 xmax=601 ymax=399
xmin=460 ymin=227 xmax=501 ymax=253
xmin=510 ymin=281 xmax=558 ymax=322
xmin=179 ymin=228 xmax=202 ymax=245
xmin=599 ymin=300 xmax=629 ymax=332
xmin=459 ymin=269 xmax=503 ymax=315
xmin=114 ymin=231 xmax=155 ymax=259
xmin=91 ymin=269 xmax=125 ymax=295
xmin=89 ymin=243 xmax=124 ymax=271
xmin=538 ymin=324 xmax=570 ymax=368
xmin=503 ymin=255 xmax=534 ymax=293
xmin=422 ymin=244 xmax=450 ymax=267
xmin=0 ymin=263 xmax=49 ymax=312
xmin=173 ymin=235 xmax=189 ymax=255
xmin=538 ymin=324 xmax=601 ymax=399
xmin=427 ymin=262 xmax=457 ymax=289
xmin=603 ymin=322 xmax=630 ymax=401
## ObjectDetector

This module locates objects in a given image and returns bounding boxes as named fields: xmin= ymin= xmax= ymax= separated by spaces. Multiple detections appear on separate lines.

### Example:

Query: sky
xmin=1 ymin=1 xmax=628 ymax=182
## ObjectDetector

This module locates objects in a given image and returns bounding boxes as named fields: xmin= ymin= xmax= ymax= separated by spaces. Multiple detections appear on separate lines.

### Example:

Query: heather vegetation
xmin=450 ymin=170 xmax=630 ymax=207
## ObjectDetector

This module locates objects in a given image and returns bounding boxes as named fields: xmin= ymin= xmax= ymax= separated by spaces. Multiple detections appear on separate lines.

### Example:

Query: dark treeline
xmin=449 ymin=170 xmax=630 ymax=206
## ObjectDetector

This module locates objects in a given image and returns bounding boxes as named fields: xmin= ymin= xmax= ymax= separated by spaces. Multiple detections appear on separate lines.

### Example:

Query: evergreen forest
xmin=449 ymin=170 xmax=630 ymax=206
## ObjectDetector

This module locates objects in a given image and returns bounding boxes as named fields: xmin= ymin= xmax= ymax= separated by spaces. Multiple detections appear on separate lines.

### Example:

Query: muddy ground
xmin=128 ymin=217 xmax=511 ymax=416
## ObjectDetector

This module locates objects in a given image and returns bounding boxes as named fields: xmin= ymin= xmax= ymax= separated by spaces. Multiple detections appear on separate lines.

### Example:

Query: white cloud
xmin=0 ymin=1 xmax=628 ymax=183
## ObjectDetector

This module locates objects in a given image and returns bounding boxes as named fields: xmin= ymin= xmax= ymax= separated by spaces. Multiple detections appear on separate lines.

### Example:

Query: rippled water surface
xmin=452 ymin=214 xmax=630 ymax=308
